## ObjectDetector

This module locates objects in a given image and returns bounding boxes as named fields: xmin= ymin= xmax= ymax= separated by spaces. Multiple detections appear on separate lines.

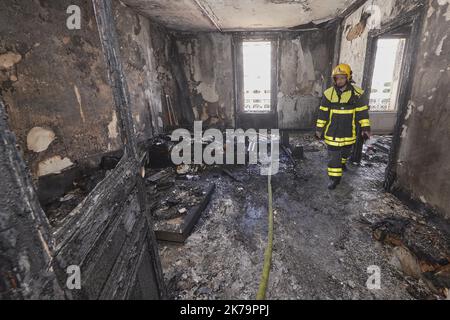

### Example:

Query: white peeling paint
xmin=427 ymin=5 xmax=435 ymax=18
xmin=197 ymin=82 xmax=219 ymax=103
xmin=401 ymin=125 xmax=408 ymax=139
xmin=27 ymin=127 xmax=56 ymax=153
xmin=435 ymin=35 xmax=448 ymax=56
xmin=73 ymin=85 xmax=86 ymax=123
xmin=38 ymin=156 xmax=74 ymax=177
xmin=420 ymin=196 xmax=427 ymax=204
xmin=417 ymin=105 xmax=424 ymax=112
xmin=0 ymin=52 xmax=21 ymax=69
xmin=192 ymin=107 xmax=199 ymax=120
xmin=437 ymin=0 xmax=450 ymax=21
xmin=405 ymin=102 xmax=414 ymax=120
xmin=108 ymin=112 xmax=119 ymax=139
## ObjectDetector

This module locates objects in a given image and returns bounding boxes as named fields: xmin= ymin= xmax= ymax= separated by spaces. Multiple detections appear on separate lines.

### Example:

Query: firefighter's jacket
xmin=316 ymin=85 xmax=371 ymax=147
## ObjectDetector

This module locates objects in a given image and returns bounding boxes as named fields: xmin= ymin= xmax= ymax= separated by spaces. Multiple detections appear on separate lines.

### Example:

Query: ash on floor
xmin=157 ymin=134 xmax=450 ymax=300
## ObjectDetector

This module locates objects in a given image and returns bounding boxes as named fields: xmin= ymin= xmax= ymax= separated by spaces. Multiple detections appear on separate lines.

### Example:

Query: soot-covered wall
xmin=173 ymin=30 xmax=335 ymax=130
xmin=0 ymin=0 xmax=121 ymax=178
xmin=395 ymin=0 xmax=450 ymax=219
xmin=114 ymin=1 xmax=187 ymax=138
xmin=114 ymin=1 xmax=163 ymax=141
xmin=340 ymin=0 xmax=450 ymax=218
xmin=175 ymin=33 xmax=235 ymax=129
xmin=339 ymin=0 xmax=424 ymax=85
xmin=0 ymin=0 xmax=182 ymax=178
xmin=277 ymin=30 xmax=335 ymax=130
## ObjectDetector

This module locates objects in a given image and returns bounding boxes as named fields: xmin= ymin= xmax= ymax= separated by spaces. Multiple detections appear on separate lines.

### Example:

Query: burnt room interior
xmin=1 ymin=0 xmax=450 ymax=300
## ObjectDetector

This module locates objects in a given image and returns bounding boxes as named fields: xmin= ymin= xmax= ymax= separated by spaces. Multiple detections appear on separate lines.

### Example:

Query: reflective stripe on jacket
xmin=316 ymin=85 xmax=371 ymax=147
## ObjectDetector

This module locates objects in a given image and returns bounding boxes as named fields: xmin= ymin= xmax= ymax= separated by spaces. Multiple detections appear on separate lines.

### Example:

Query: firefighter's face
xmin=334 ymin=75 xmax=348 ymax=88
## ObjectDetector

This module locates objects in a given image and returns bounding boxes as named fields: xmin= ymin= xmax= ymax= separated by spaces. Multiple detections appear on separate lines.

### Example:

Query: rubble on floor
xmin=371 ymin=211 xmax=450 ymax=297
xmin=156 ymin=133 xmax=450 ymax=300
xmin=38 ymin=153 xmax=122 ymax=228
xmin=362 ymin=135 xmax=393 ymax=165
xmin=145 ymin=168 xmax=215 ymax=242
xmin=41 ymin=168 xmax=108 ymax=227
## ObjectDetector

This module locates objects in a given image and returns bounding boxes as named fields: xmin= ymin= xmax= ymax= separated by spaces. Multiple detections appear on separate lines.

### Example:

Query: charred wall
xmin=0 ymin=98 xmax=63 ymax=300
xmin=114 ymin=2 xmax=196 ymax=131
xmin=113 ymin=1 xmax=182 ymax=139
xmin=339 ymin=0 xmax=424 ymax=85
xmin=113 ymin=1 xmax=161 ymax=140
xmin=394 ymin=0 xmax=450 ymax=219
xmin=175 ymin=33 xmax=235 ymax=129
xmin=340 ymin=0 xmax=450 ymax=219
xmin=173 ymin=30 xmax=335 ymax=130
xmin=0 ymin=0 xmax=182 ymax=172
xmin=0 ymin=0 xmax=121 ymax=178
xmin=0 ymin=0 xmax=167 ymax=299
xmin=277 ymin=30 xmax=335 ymax=130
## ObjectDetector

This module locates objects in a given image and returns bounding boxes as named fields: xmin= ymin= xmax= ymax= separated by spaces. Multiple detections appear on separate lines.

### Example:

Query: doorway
xmin=369 ymin=38 xmax=406 ymax=113
xmin=351 ymin=8 xmax=424 ymax=191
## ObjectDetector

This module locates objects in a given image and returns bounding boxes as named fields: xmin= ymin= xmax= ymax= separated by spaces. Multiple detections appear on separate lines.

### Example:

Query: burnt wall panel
xmin=113 ymin=2 xmax=168 ymax=140
xmin=395 ymin=0 xmax=450 ymax=219
xmin=173 ymin=30 xmax=334 ymax=130
xmin=339 ymin=0 xmax=424 ymax=85
xmin=0 ymin=0 xmax=166 ymax=300
xmin=149 ymin=25 xmax=192 ymax=129
xmin=340 ymin=0 xmax=450 ymax=218
xmin=128 ymin=242 xmax=160 ymax=300
xmin=0 ymin=0 xmax=122 ymax=178
xmin=0 ymin=99 xmax=63 ymax=300
xmin=115 ymin=1 xmax=196 ymax=132
xmin=52 ymin=159 xmax=162 ymax=299
xmin=51 ymin=0 xmax=165 ymax=300
xmin=277 ymin=30 xmax=335 ymax=130
xmin=52 ymin=159 xmax=137 ymax=298
xmin=339 ymin=0 xmax=425 ymax=134
xmin=175 ymin=33 xmax=235 ymax=129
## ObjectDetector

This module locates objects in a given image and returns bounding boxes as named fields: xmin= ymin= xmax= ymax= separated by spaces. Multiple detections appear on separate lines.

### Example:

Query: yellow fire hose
xmin=256 ymin=173 xmax=274 ymax=300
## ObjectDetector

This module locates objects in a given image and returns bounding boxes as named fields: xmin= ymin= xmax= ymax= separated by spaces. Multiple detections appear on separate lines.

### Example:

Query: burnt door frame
xmin=352 ymin=5 xmax=425 ymax=193
xmin=51 ymin=0 xmax=167 ymax=299
xmin=232 ymin=33 xmax=280 ymax=130
xmin=0 ymin=97 xmax=65 ymax=299
xmin=0 ymin=1 xmax=166 ymax=300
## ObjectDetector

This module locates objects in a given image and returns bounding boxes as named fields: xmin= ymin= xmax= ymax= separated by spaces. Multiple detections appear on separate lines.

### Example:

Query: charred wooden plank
xmin=155 ymin=183 xmax=215 ymax=243
xmin=0 ymin=98 xmax=63 ymax=299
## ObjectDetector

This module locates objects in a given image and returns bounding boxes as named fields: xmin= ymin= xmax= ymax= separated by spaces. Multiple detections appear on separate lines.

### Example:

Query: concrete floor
xmin=158 ymin=134 xmax=445 ymax=300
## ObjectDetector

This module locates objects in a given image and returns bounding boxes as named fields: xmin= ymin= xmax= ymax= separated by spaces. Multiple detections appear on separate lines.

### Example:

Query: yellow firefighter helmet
xmin=332 ymin=64 xmax=353 ymax=81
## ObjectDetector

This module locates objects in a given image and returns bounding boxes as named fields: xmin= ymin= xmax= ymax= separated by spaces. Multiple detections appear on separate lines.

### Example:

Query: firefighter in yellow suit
xmin=316 ymin=64 xmax=372 ymax=190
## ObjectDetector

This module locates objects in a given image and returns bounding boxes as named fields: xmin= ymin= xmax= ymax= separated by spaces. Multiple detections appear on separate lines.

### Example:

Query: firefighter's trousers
xmin=327 ymin=145 xmax=353 ymax=182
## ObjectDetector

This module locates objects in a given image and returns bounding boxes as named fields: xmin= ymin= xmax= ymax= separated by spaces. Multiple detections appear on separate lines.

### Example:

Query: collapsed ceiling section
xmin=120 ymin=0 xmax=359 ymax=31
